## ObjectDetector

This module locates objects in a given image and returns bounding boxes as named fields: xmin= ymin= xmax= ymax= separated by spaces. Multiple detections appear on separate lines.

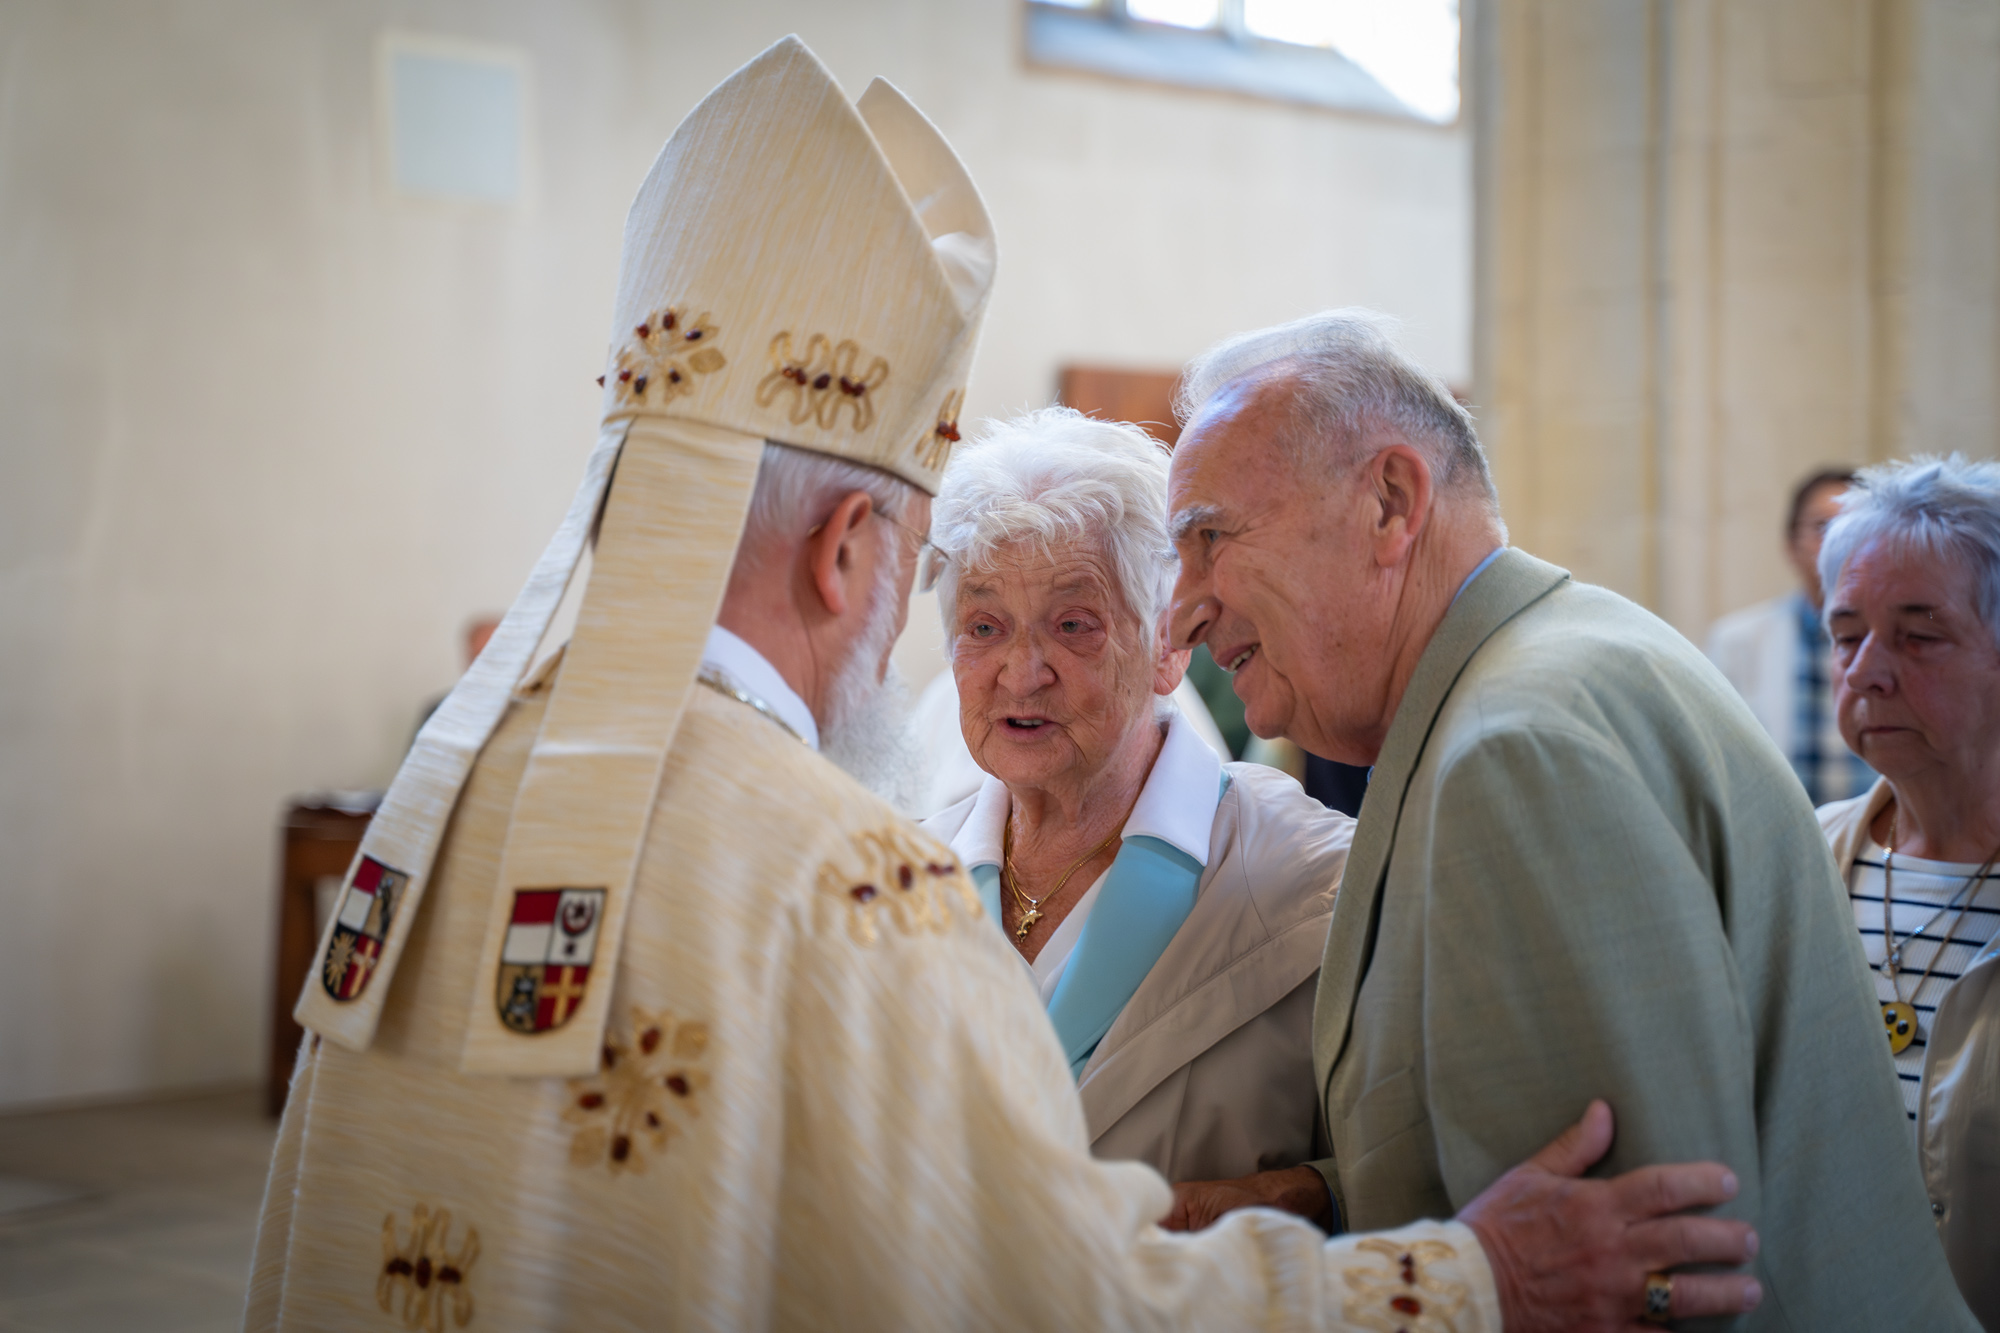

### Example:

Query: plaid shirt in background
xmin=1794 ymin=593 xmax=1875 ymax=805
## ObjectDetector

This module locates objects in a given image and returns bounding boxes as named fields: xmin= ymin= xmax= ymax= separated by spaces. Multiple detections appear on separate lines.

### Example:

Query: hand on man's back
xmin=1460 ymin=1100 xmax=1761 ymax=1331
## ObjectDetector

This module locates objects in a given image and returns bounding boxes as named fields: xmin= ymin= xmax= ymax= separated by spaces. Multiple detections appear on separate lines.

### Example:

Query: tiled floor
xmin=0 ymin=1089 xmax=274 ymax=1332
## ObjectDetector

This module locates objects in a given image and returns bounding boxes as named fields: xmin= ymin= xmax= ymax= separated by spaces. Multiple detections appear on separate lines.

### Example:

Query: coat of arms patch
xmin=321 ymin=856 xmax=408 ymax=1002
xmin=496 ymin=888 xmax=606 ymax=1034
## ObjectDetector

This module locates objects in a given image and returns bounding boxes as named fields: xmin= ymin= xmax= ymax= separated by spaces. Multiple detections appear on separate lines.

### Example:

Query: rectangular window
xmin=1025 ymin=0 xmax=1459 ymax=125
xmin=379 ymin=33 xmax=529 ymax=203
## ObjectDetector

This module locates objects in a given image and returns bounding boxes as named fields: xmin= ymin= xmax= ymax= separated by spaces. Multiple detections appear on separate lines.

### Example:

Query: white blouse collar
xmin=952 ymin=707 xmax=1224 ymax=872
xmin=701 ymin=625 xmax=820 ymax=751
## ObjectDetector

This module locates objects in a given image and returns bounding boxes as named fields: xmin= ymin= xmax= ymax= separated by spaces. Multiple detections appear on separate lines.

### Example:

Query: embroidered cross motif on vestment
xmin=816 ymin=825 xmax=981 ymax=945
xmin=1340 ymin=1238 xmax=1469 ymax=1332
xmin=378 ymin=1202 xmax=479 ymax=1331
xmin=563 ymin=1007 xmax=711 ymax=1174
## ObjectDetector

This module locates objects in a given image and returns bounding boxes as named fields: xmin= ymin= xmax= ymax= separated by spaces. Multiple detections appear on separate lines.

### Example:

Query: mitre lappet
xmin=294 ymin=35 xmax=996 ymax=1077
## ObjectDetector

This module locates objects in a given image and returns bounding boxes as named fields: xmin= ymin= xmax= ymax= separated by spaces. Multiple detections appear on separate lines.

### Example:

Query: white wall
xmin=0 ymin=0 xmax=1468 ymax=1107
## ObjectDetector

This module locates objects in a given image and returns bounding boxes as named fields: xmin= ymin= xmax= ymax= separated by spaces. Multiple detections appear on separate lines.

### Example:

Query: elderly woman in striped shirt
xmin=1817 ymin=453 xmax=2000 ymax=1330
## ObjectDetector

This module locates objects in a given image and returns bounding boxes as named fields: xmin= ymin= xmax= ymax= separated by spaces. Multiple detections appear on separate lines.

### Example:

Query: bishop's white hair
xmin=1819 ymin=453 xmax=2000 ymax=649
xmin=930 ymin=406 xmax=1175 ymax=647
xmin=1176 ymin=307 xmax=1498 ymax=508
xmin=741 ymin=440 xmax=918 ymax=557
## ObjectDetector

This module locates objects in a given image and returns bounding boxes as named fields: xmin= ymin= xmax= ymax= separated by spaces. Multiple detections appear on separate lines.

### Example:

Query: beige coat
xmin=247 ymin=659 xmax=1498 ymax=1331
xmin=1312 ymin=548 xmax=1976 ymax=1331
xmin=1822 ymin=779 xmax=2000 ymax=1330
xmin=926 ymin=761 xmax=1348 ymax=1183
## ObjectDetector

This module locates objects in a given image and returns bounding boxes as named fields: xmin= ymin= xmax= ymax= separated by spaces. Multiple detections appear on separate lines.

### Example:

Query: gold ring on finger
xmin=1641 ymin=1271 xmax=1673 ymax=1325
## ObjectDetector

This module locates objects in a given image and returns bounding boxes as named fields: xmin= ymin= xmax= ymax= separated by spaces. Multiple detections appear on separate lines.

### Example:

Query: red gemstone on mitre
xmin=577 ymin=1091 xmax=604 ymax=1109
xmin=1391 ymin=1295 xmax=1422 ymax=1315
xmin=850 ymin=883 xmax=877 ymax=902
xmin=640 ymin=1027 xmax=661 ymax=1054
xmin=633 ymin=375 xmax=648 ymax=394
xmin=636 ymin=323 xmax=650 ymax=338
xmin=618 ymin=369 xmax=632 ymax=382
xmin=897 ymin=865 xmax=913 ymax=889
xmin=662 ymin=311 xmax=676 ymax=329
xmin=666 ymin=1074 xmax=690 ymax=1096
xmin=414 ymin=1257 xmax=433 ymax=1288
xmin=813 ymin=373 xmax=832 ymax=390
xmin=686 ymin=329 xmax=702 ymax=340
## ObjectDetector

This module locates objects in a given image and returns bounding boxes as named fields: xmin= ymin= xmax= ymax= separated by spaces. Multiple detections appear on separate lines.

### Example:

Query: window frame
xmin=1023 ymin=0 xmax=1462 ymax=127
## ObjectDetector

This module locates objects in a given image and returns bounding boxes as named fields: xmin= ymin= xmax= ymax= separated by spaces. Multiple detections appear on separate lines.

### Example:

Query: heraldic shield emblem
xmin=496 ymin=888 xmax=607 ymax=1034
xmin=321 ymin=856 xmax=408 ymax=1002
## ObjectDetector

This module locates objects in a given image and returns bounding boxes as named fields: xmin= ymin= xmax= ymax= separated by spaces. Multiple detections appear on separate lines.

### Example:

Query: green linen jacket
xmin=1311 ymin=549 xmax=1976 ymax=1331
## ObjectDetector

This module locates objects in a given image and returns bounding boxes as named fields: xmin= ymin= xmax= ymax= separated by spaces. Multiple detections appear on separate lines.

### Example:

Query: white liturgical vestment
xmin=247 ymin=653 xmax=1499 ymax=1331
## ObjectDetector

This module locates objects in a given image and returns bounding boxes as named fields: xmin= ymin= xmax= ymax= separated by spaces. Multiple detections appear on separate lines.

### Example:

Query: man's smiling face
xmin=1167 ymin=370 xmax=1398 ymax=763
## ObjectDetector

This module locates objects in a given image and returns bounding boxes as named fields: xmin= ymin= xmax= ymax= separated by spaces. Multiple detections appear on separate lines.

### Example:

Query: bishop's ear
xmin=804 ymin=490 xmax=877 ymax=619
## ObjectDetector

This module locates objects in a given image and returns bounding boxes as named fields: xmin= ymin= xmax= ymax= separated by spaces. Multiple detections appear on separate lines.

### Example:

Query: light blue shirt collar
xmin=1454 ymin=546 xmax=1506 ymax=605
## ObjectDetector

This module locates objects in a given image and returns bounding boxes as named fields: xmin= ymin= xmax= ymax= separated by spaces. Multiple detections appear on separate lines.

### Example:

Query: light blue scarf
xmin=971 ymin=775 xmax=1223 ymax=1079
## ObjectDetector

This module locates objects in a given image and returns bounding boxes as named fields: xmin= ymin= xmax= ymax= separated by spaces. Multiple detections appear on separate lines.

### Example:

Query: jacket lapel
xmin=1310 ymin=549 xmax=1571 ymax=1095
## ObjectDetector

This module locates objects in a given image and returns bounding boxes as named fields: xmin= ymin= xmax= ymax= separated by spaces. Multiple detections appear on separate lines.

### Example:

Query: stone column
xmin=1471 ymin=0 xmax=2000 ymax=635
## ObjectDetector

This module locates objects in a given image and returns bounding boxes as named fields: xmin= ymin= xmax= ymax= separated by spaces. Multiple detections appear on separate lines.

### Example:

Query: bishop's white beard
xmin=820 ymin=569 xmax=926 ymax=814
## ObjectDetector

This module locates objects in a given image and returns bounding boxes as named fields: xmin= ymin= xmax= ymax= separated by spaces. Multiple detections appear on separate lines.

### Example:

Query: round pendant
xmin=1883 ymin=1000 xmax=1918 ymax=1054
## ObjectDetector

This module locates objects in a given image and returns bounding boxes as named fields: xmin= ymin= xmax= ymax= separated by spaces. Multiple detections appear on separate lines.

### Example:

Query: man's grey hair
xmin=1175 ymin=307 xmax=1497 ymax=506
xmin=931 ymin=407 xmax=1175 ymax=649
xmin=1819 ymin=453 xmax=2000 ymax=648
xmin=740 ymin=440 xmax=918 ymax=565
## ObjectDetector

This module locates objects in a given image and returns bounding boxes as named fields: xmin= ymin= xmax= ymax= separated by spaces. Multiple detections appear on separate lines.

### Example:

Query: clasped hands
xmin=1162 ymin=1101 xmax=1761 ymax=1331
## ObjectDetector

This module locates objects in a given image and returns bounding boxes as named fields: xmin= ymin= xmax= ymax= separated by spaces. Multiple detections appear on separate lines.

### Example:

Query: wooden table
xmin=268 ymin=799 xmax=377 ymax=1115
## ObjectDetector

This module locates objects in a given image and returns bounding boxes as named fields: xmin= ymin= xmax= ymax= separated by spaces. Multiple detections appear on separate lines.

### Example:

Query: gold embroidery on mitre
xmin=378 ymin=1203 xmax=480 ymax=1331
xmin=601 ymin=307 xmax=725 ymax=407
xmin=815 ymin=825 xmax=982 ymax=946
xmin=914 ymin=388 xmax=964 ymax=472
xmin=563 ymin=1007 xmax=711 ymax=1175
xmin=755 ymin=331 xmax=890 ymax=432
xmin=1340 ymin=1238 xmax=1469 ymax=1333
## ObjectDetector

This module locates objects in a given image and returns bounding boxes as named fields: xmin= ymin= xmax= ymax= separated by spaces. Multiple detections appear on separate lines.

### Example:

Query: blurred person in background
xmin=920 ymin=408 xmax=1347 ymax=1232
xmin=1707 ymin=467 xmax=1874 ymax=803
xmin=413 ymin=614 xmax=503 ymax=742
xmin=1815 ymin=454 xmax=2000 ymax=1330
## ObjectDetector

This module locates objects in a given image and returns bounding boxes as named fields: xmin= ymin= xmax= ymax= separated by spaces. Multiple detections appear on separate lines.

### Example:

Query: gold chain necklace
xmin=1001 ymin=817 xmax=1125 ymax=942
xmin=1878 ymin=806 xmax=2000 ymax=1054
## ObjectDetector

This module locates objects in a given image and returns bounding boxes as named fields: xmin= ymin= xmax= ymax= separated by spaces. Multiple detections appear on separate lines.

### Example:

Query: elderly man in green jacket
xmin=1165 ymin=308 xmax=1977 ymax=1330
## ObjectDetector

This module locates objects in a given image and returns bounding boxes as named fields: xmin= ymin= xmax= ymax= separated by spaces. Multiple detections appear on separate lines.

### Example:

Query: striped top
xmin=1848 ymin=839 xmax=2000 ymax=1121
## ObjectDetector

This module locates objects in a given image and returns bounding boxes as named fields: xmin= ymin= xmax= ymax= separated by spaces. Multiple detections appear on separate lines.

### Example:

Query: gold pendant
xmin=1014 ymin=908 xmax=1042 ymax=940
xmin=1883 ymin=1000 xmax=1918 ymax=1054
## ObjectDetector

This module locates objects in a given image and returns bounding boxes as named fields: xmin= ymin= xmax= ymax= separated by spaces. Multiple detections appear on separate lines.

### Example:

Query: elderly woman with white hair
xmin=919 ymin=407 xmax=1349 ymax=1231
xmin=1816 ymin=454 xmax=2000 ymax=1329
